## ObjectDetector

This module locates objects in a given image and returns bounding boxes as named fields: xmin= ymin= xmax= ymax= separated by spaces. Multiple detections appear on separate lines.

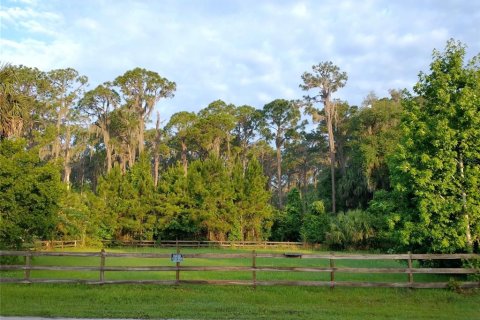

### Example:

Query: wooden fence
xmin=35 ymin=240 xmax=307 ymax=250
xmin=1 ymin=250 xmax=479 ymax=288
xmin=34 ymin=240 xmax=79 ymax=250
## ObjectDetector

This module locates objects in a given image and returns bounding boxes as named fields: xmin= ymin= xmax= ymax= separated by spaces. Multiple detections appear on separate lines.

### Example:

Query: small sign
xmin=171 ymin=253 xmax=183 ymax=263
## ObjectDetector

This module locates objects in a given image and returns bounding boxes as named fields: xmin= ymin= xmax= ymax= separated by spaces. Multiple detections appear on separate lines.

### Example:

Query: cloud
xmin=1 ymin=0 xmax=479 ymax=122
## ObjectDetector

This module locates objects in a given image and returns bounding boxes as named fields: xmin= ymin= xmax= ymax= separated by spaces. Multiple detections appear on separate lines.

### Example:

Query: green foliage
xmin=271 ymin=188 xmax=303 ymax=241
xmin=0 ymin=139 xmax=63 ymax=249
xmin=156 ymin=163 xmax=198 ymax=239
xmin=188 ymin=156 xmax=235 ymax=240
xmin=389 ymin=40 xmax=480 ymax=253
xmin=366 ymin=190 xmax=403 ymax=250
xmin=195 ymin=100 xmax=236 ymax=158
xmin=231 ymin=157 xmax=273 ymax=240
xmin=155 ymin=156 xmax=272 ymax=241
xmin=262 ymin=99 xmax=303 ymax=208
xmin=301 ymin=200 xmax=330 ymax=243
xmin=463 ymin=259 xmax=480 ymax=281
xmin=325 ymin=210 xmax=375 ymax=250
xmin=2 ymin=40 xmax=478 ymax=252
xmin=94 ymin=155 xmax=158 ymax=241
xmin=57 ymin=190 xmax=96 ymax=244
xmin=338 ymin=97 xmax=402 ymax=210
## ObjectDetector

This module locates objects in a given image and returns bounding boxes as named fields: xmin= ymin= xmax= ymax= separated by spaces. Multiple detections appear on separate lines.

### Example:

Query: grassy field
xmin=1 ymin=247 xmax=479 ymax=319
xmin=1 ymin=283 xmax=479 ymax=319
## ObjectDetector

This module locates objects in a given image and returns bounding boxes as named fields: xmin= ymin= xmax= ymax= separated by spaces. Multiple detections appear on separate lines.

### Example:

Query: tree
xmin=0 ymin=64 xmax=47 ymax=140
xmin=0 ymin=139 xmax=63 ymax=249
xmin=300 ymin=200 xmax=330 ymax=243
xmin=262 ymin=99 xmax=302 ymax=208
xmin=270 ymin=188 xmax=303 ymax=241
xmin=188 ymin=157 xmax=235 ymax=240
xmin=165 ymin=111 xmax=197 ymax=176
xmin=78 ymin=83 xmax=120 ymax=173
xmin=338 ymin=95 xmax=402 ymax=210
xmin=232 ymin=157 xmax=273 ymax=240
xmin=95 ymin=154 xmax=157 ymax=241
xmin=114 ymin=68 xmax=176 ymax=155
xmin=46 ymin=68 xmax=88 ymax=187
xmin=300 ymin=62 xmax=348 ymax=213
xmin=108 ymin=106 xmax=139 ymax=173
xmin=56 ymin=189 xmax=99 ymax=246
xmin=196 ymin=100 xmax=236 ymax=160
xmin=283 ymin=129 xmax=326 ymax=210
xmin=156 ymin=164 xmax=198 ymax=239
xmin=391 ymin=40 xmax=480 ymax=253
xmin=232 ymin=105 xmax=262 ymax=171
xmin=147 ymin=112 xmax=168 ymax=187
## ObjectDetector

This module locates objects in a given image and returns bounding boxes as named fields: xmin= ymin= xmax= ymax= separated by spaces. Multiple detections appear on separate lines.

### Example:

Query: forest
xmin=1 ymin=39 xmax=479 ymax=254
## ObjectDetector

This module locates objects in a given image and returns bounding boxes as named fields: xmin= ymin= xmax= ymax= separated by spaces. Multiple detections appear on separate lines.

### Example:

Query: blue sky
xmin=1 ymin=0 xmax=479 ymax=123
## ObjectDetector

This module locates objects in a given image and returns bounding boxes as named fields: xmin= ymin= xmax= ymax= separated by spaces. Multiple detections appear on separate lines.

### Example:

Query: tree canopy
xmin=0 ymin=39 xmax=478 ymax=254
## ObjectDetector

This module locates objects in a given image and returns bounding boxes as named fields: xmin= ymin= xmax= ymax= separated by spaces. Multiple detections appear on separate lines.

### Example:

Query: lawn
xmin=1 ymin=247 xmax=479 ymax=319
xmin=1 ymin=283 xmax=479 ymax=319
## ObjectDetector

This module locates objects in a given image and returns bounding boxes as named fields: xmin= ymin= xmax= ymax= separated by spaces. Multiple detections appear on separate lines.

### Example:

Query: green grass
xmin=1 ymin=247 xmax=479 ymax=319
xmin=1 ymin=283 xmax=479 ymax=319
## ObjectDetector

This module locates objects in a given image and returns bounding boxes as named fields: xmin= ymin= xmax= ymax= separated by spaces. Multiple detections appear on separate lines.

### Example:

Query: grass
xmin=1 ymin=246 xmax=479 ymax=319
xmin=1 ymin=283 xmax=479 ymax=319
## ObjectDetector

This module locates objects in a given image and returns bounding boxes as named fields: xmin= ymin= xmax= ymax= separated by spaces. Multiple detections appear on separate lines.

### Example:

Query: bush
xmin=325 ymin=209 xmax=375 ymax=250
xmin=0 ymin=139 xmax=63 ymax=249
xmin=301 ymin=201 xmax=330 ymax=243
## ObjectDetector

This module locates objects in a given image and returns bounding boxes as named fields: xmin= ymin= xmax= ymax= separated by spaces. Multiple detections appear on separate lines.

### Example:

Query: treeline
xmin=0 ymin=39 xmax=479 ymax=253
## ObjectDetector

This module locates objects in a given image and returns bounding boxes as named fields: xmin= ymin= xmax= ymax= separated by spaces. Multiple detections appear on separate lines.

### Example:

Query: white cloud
xmin=1 ymin=37 xmax=81 ymax=70
xmin=1 ymin=0 xmax=479 ymax=120
xmin=291 ymin=2 xmax=309 ymax=19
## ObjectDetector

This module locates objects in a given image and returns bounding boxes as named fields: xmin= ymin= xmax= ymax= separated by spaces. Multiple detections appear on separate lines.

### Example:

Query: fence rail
xmin=101 ymin=240 xmax=308 ymax=249
xmin=1 ymin=250 xmax=479 ymax=289
xmin=34 ymin=240 xmax=307 ymax=250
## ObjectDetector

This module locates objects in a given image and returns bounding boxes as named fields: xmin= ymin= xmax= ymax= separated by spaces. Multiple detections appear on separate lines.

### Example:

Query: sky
xmin=1 ymin=0 xmax=479 ymax=124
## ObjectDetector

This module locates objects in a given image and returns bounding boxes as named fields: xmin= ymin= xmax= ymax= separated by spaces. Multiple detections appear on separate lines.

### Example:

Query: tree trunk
xmin=181 ymin=139 xmax=188 ymax=177
xmin=276 ymin=138 xmax=283 ymax=208
xmin=54 ymin=111 xmax=62 ymax=159
xmin=325 ymin=99 xmax=336 ymax=213
xmin=153 ymin=114 xmax=161 ymax=187
xmin=154 ymin=154 xmax=160 ymax=187
xmin=302 ymin=163 xmax=308 ymax=213
xmin=63 ymin=126 xmax=71 ymax=190
xmin=103 ymin=129 xmax=112 ymax=173
xmin=459 ymin=152 xmax=472 ymax=251
xmin=241 ymin=141 xmax=248 ymax=173
xmin=138 ymin=117 xmax=145 ymax=154
xmin=226 ymin=133 xmax=231 ymax=163
xmin=127 ymin=145 xmax=135 ymax=169
xmin=213 ymin=137 xmax=221 ymax=158
xmin=120 ymin=155 xmax=127 ymax=174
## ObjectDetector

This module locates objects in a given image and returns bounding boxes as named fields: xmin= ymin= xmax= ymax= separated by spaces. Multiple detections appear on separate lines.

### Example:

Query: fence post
xmin=407 ymin=251 xmax=413 ymax=287
xmin=252 ymin=250 xmax=257 ymax=289
xmin=330 ymin=252 xmax=335 ymax=289
xmin=176 ymin=239 xmax=180 ymax=285
xmin=100 ymin=249 xmax=106 ymax=283
xmin=24 ymin=252 xmax=31 ymax=282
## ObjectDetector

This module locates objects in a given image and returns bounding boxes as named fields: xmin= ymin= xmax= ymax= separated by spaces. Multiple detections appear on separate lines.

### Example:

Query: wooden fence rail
xmin=34 ymin=240 xmax=307 ymax=250
xmin=1 ymin=250 xmax=479 ymax=289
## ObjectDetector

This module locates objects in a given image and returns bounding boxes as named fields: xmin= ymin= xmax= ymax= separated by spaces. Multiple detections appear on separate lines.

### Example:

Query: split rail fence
xmin=34 ymin=240 xmax=306 ymax=250
xmin=1 ymin=250 xmax=479 ymax=289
